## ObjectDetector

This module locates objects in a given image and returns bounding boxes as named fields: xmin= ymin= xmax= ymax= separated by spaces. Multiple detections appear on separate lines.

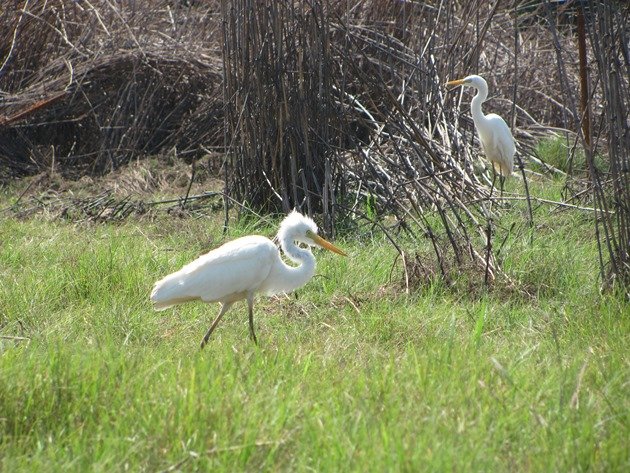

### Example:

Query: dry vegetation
xmin=1 ymin=0 xmax=628 ymax=296
xmin=0 ymin=0 xmax=224 ymax=175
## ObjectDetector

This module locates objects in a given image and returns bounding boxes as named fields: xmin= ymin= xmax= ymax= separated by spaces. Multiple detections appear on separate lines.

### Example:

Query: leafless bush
xmin=221 ymin=0 xmax=341 ymax=228
xmin=583 ymin=1 xmax=629 ymax=297
xmin=0 ymin=0 xmax=223 ymax=176
xmin=220 ymin=0 xmax=558 ymax=282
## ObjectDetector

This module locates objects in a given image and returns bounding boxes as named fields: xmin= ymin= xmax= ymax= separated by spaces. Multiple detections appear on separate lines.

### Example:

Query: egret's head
xmin=278 ymin=211 xmax=317 ymax=244
xmin=278 ymin=210 xmax=346 ymax=256
xmin=445 ymin=74 xmax=487 ymax=90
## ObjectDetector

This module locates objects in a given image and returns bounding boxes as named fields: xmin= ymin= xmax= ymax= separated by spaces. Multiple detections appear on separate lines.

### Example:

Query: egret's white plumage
xmin=150 ymin=211 xmax=346 ymax=347
xmin=446 ymin=75 xmax=516 ymax=187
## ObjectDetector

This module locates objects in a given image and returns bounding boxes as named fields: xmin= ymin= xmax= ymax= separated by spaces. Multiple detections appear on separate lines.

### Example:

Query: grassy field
xmin=0 ymin=178 xmax=628 ymax=472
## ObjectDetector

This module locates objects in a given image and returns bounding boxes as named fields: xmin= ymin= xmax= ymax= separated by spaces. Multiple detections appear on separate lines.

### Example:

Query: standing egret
xmin=446 ymin=75 xmax=516 ymax=194
xmin=150 ymin=211 xmax=347 ymax=348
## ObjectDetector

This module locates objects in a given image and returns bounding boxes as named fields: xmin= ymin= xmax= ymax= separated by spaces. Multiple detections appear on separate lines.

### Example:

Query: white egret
xmin=446 ymin=74 xmax=516 ymax=194
xmin=150 ymin=211 xmax=347 ymax=348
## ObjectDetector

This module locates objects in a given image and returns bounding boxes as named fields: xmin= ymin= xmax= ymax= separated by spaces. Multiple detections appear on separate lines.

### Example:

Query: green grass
xmin=533 ymin=135 xmax=607 ymax=175
xmin=0 ymin=180 xmax=628 ymax=472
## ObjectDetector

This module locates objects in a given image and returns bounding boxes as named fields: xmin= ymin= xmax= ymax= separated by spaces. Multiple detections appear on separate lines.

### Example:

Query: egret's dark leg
xmin=499 ymin=173 xmax=505 ymax=199
xmin=247 ymin=294 xmax=258 ymax=345
xmin=200 ymin=302 xmax=232 ymax=349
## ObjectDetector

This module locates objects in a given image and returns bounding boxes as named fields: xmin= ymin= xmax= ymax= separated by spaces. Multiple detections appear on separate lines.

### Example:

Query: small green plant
xmin=365 ymin=193 xmax=377 ymax=220
xmin=534 ymin=135 xmax=583 ymax=173
xmin=533 ymin=135 xmax=607 ymax=175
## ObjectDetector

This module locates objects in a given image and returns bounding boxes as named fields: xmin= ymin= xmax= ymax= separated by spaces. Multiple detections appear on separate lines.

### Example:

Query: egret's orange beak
xmin=446 ymin=79 xmax=466 ymax=87
xmin=307 ymin=230 xmax=347 ymax=256
xmin=445 ymin=79 xmax=464 ymax=87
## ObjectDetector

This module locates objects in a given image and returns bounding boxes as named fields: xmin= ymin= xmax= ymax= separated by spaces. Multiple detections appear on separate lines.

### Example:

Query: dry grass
xmin=0 ymin=0 xmax=223 ymax=176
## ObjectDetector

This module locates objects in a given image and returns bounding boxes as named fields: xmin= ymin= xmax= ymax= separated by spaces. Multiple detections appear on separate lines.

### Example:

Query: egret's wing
xmin=485 ymin=114 xmax=516 ymax=175
xmin=151 ymin=235 xmax=277 ymax=309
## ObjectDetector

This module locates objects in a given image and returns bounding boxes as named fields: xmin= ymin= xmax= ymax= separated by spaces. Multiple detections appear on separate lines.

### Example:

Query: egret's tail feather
xmin=152 ymin=297 xmax=193 ymax=311
xmin=493 ymin=161 xmax=513 ymax=177
xmin=150 ymin=275 xmax=196 ymax=311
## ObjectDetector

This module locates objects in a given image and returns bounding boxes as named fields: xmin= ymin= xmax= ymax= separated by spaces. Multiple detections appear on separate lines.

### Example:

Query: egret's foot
xmin=200 ymin=327 xmax=214 ymax=350
xmin=249 ymin=329 xmax=258 ymax=345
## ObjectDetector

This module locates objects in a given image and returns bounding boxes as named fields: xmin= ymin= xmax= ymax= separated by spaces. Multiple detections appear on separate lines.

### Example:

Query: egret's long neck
xmin=277 ymin=237 xmax=316 ymax=293
xmin=470 ymin=82 xmax=489 ymax=125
